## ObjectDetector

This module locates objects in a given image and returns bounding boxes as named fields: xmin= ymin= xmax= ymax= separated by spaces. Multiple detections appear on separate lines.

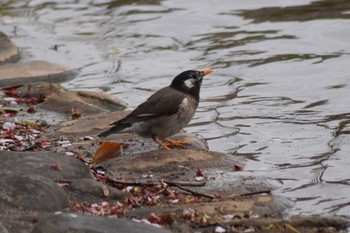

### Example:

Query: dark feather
xmin=97 ymin=122 xmax=131 ymax=137
xmin=98 ymin=87 xmax=186 ymax=137
xmin=119 ymin=87 xmax=185 ymax=123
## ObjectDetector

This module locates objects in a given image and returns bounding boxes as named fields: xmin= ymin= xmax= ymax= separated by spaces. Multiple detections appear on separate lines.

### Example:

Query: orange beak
xmin=202 ymin=69 xmax=213 ymax=75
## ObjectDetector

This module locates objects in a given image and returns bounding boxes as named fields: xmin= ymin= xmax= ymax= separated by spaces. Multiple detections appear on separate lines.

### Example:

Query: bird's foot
xmin=163 ymin=138 xmax=189 ymax=148
xmin=153 ymin=137 xmax=171 ymax=150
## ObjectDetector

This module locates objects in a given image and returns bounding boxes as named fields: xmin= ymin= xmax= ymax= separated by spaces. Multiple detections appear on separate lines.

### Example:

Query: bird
xmin=98 ymin=69 xmax=213 ymax=150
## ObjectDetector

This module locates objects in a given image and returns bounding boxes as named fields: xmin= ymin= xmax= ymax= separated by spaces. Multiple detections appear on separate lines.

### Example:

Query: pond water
xmin=1 ymin=0 xmax=350 ymax=217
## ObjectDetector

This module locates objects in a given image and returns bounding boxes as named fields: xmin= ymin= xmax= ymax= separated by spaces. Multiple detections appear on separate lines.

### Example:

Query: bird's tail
xmin=98 ymin=123 xmax=130 ymax=138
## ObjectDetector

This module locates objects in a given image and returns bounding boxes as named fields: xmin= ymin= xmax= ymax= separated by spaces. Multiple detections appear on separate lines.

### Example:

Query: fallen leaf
xmin=91 ymin=141 xmax=123 ymax=164
xmin=234 ymin=163 xmax=245 ymax=171
xmin=23 ymin=121 xmax=38 ymax=128
xmin=71 ymin=108 xmax=83 ymax=120
xmin=196 ymin=168 xmax=206 ymax=177
xmin=148 ymin=213 xmax=161 ymax=224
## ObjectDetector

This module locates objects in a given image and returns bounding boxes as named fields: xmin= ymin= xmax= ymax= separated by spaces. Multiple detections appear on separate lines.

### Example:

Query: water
xmin=1 ymin=0 xmax=350 ymax=216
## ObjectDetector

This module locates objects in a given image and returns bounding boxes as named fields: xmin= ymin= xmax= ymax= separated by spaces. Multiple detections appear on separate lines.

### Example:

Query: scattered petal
xmin=27 ymin=106 xmax=36 ymax=113
xmin=83 ymin=136 xmax=94 ymax=140
xmin=194 ymin=176 xmax=205 ymax=181
xmin=168 ymin=199 xmax=179 ymax=204
xmin=141 ymin=173 xmax=153 ymax=178
xmin=65 ymin=151 xmax=74 ymax=156
xmin=196 ymin=168 xmax=205 ymax=177
xmin=215 ymin=226 xmax=226 ymax=233
xmin=14 ymin=135 xmax=24 ymax=141
xmin=50 ymin=164 xmax=62 ymax=171
xmin=57 ymin=140 xmax=71 ymax=145
xmin=3 ymin=122 xmax=16 ymax=131
xmin=102 ymin=185 xmax=110 ymax=197
xmin=244 ymin=226 xmax=255 ymax=232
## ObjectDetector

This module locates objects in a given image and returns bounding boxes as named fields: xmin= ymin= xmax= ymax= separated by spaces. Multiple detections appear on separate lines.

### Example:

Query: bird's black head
xmin=170 ymin=69 xmax=212 ymax=101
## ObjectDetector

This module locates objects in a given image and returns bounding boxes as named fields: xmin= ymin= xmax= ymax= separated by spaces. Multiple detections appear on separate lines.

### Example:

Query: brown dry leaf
xmin=91 ymin=141 xmax=123 ymax=164
xmin=234 ymin=163 xmax=245 ymax=171
xmin=71 ymin=108 xmax=83 ymax=120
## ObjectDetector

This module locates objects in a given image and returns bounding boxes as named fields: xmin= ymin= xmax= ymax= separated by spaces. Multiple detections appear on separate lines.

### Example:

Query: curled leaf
xmin=91 ymin=141 xmax=123 ymax=164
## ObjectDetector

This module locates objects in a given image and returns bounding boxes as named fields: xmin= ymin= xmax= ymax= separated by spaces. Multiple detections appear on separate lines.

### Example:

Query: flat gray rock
xmin=0 ymin=31 xmax=19 ymax=63
xmin=0 ymin=151 xmax=92 ymax=181
xmin=15 ymin=82 xmax=127 ymax=119
xmin=0 ymin=174 xmax=69 ymax=211
xmin=64 ymin=178 xmax=131 ymax=203
xmin=50 ymin=111 xmax=130 ymax=137
xmin=31 ymin=213 xmax=172 ymax=233
xmin=0 ymin=61 xmax=77 ymax=87
xmin=101 ymin=149 xmax=244 ymax=178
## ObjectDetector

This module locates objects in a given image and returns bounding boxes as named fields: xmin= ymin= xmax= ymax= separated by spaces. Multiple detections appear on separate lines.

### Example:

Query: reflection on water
xmin=239 ymin=0 xmax=350 ymax=22
xmin=1 ymin=0 xmax=350 ymax=216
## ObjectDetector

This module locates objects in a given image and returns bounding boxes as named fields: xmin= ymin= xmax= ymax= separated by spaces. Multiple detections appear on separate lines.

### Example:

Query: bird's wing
xmin=113 ymin=87 xmax=186 ymax=125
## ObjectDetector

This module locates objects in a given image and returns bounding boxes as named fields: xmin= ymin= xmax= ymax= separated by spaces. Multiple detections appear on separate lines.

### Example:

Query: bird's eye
xmin=190 ymin=73 xmax=196 ymax=79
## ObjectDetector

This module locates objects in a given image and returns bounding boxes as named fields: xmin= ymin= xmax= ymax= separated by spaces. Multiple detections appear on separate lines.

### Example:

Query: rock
xmin=0 ymin=61 xmax=77 ymax=87
xmin=0 ymin=151 xmax=93 ymax=181
xmin=31 ymin=213 xmax=172 ymax=233
xmin=127 ymin=195 xmax=292 ymax=219
xmin=50 ymin=111 xmax=130 ymax=137
xmin=101 ymin=149 xmax=244 ymax=177
xmin=0 ymin=222 xmax=10 ymax=233
xmin=15 ymin=82 xmax=126 ymax=118
xmin=98 ymin=149 xmax=294 ymax=216
xmin=0 ymin=31 xmax=19 ymax=63
xmin=50 ymin=113 xmax=209 ymax=155
xmin=98 ymin=133 xmax=209 ymax=158
xmin=197 ymin=173 xmax=283 ymax=195
xmin=75 ymin=90 xmax=127 ymax=112
xmin=65 ymin=178 xmax=131 ymax=203
xmin=0 ymin=174 xmax=69 ymax=211
xmin=222 ymin=216 xmax=350 ymax=233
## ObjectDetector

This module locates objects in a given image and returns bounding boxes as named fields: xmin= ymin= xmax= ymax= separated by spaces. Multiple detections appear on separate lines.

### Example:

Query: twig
xmin=172 ymin=182 xmax=215 ymax=199
xmin=106 ymin=178 xmax=206 ymax=187
xmin=226 ymin=190 xmax=271 ymax=199
xmin=164 ymin=180 xmax=206 ymax=187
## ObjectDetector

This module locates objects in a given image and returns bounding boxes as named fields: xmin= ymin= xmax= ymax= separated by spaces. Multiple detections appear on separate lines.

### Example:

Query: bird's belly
xmin=149 ymin=107 xmax=195 ymax=138
xmin=122 ymin=96 xmax=197 ymax=138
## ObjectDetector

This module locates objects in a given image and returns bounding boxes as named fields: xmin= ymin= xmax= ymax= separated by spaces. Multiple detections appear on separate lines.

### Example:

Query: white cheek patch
xmin=184 ymin=78 xmax=195 ymax=88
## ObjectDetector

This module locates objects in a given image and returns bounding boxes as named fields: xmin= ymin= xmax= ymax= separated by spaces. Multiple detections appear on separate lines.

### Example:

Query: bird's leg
xmin=162 ymin=138 xmax=189 ymax=148
xmin=152 ymin=136 xmax=171 ymax=150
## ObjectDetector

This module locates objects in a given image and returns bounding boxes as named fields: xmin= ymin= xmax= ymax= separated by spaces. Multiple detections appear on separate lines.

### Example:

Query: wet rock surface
xmin=17 ymin=82 xmax=127 ymax=118
xmin=31 ymin=213 xmax=172 ymax=233
xmin=0 ymin=31 xmax=349 ymax=233
xmin=0 ymin=61 xmax=78 ymax=87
